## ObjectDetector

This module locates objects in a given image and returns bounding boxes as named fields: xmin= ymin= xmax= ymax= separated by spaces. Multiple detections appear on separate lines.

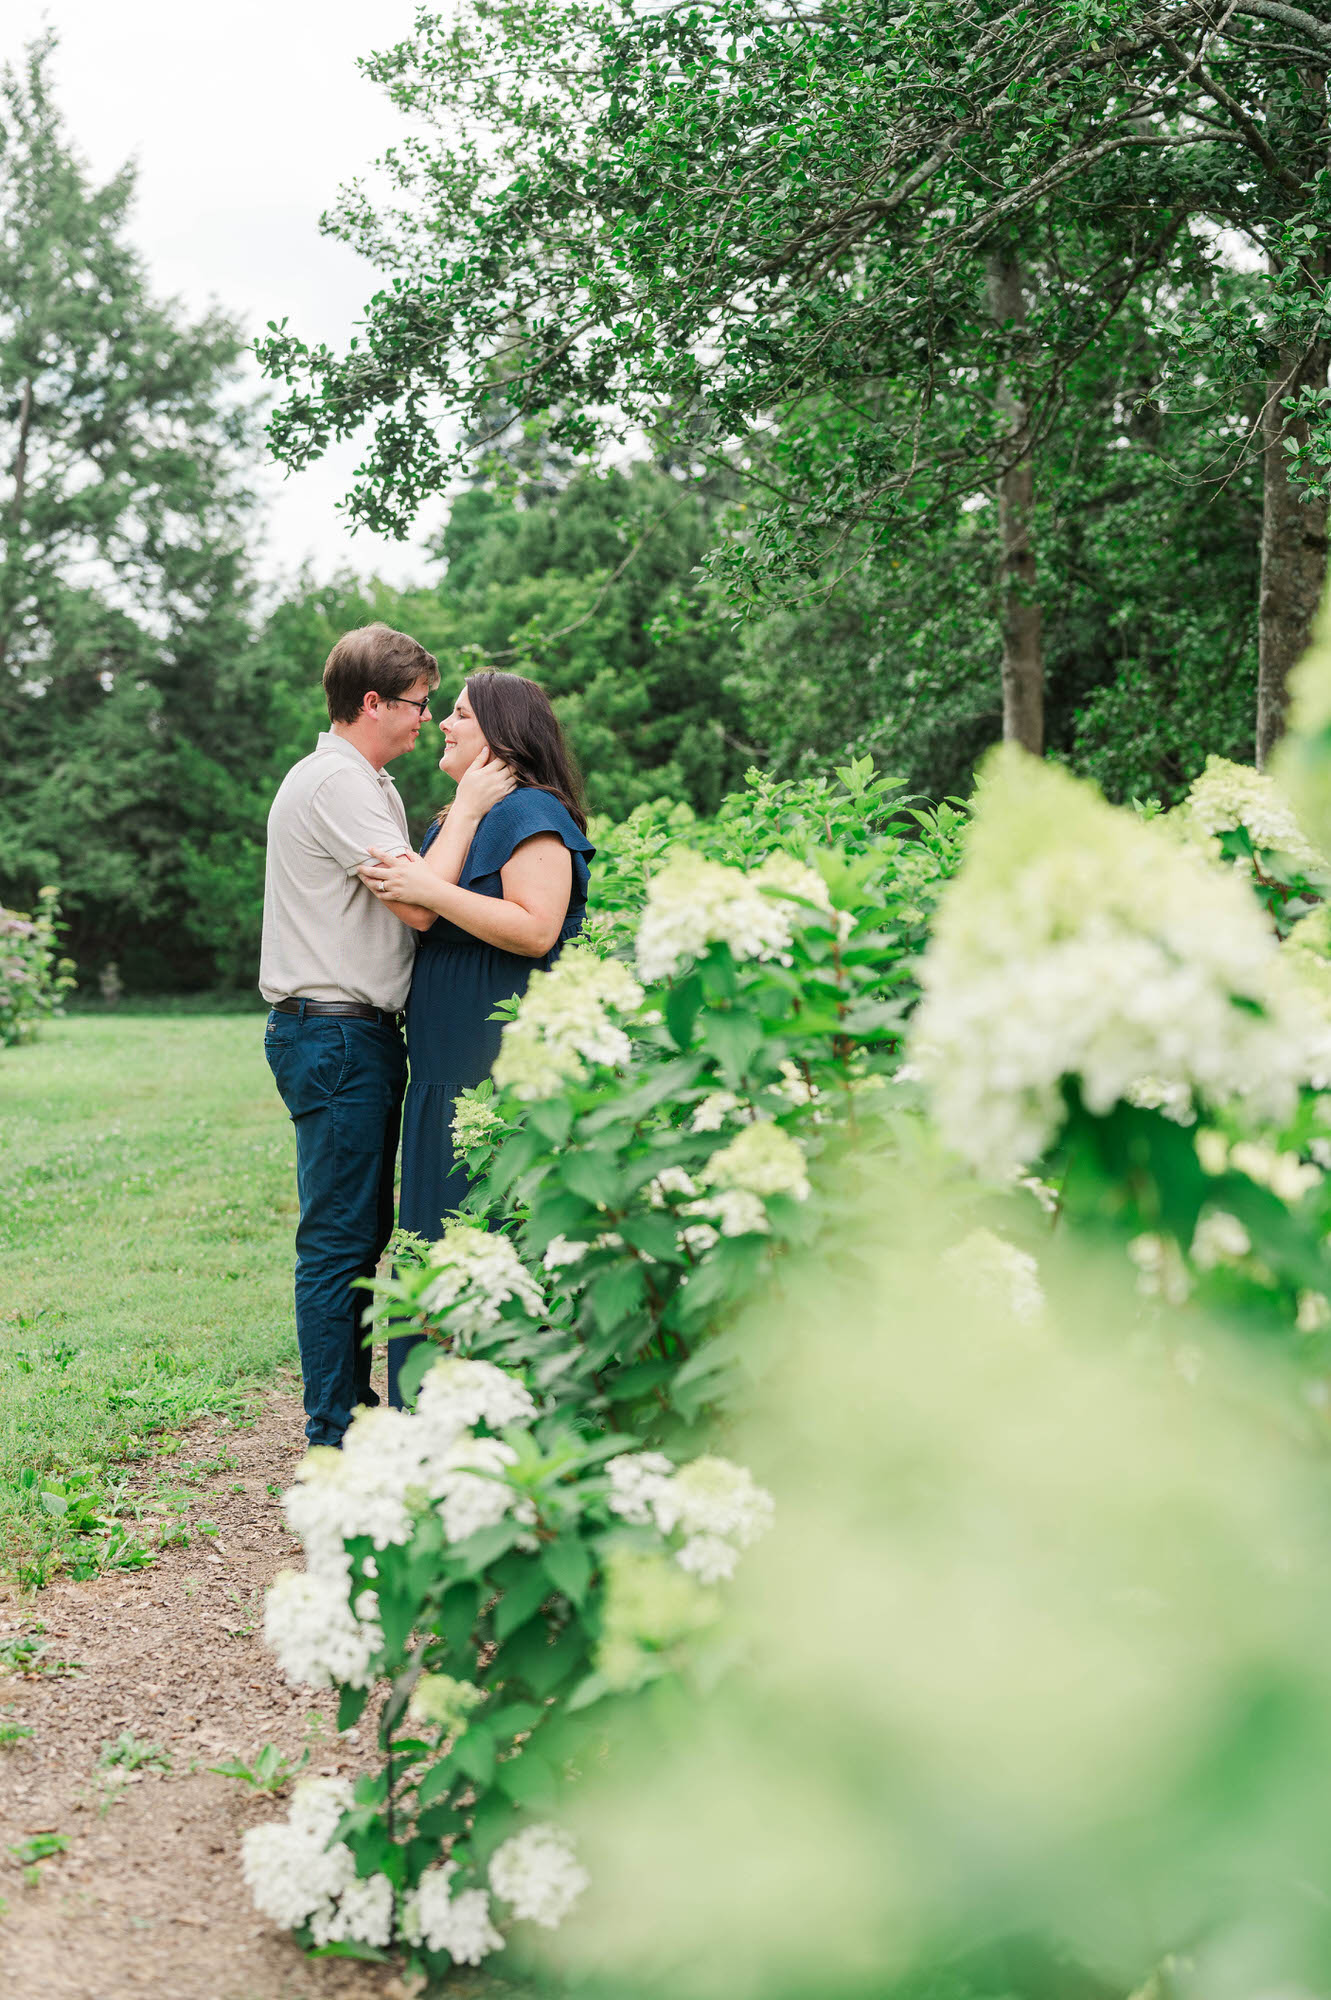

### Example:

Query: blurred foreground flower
xmin=550 ymin=1168 xmax=1331 ymax=2000
xmin=912 ymin=747 xmax=1326 ymax=1174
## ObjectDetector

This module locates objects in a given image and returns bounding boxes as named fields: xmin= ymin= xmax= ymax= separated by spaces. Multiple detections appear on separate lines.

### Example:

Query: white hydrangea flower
xmin=648 ymin=1166 xmax=699 ymax=1205
xmin=653 ymin=1455 xmax=776 ymax=1552
xmin=678 ymin=1222 xmax=719 ymax=1255
xmin=241 ymin=1778 xmax=355 ymax=1931
xmin=701 ymin=1122 xmax=811 ymax=1202
xmin=690 ymin=1090 xmax=751 ymax=1132
xmin=308 ymin=1873 xmax=395 ymax=1948
xmin=488 ymin=1823 xmax=589 ymax=1930
xmin=404 ymin=1864 xmax=505 ymax=1963
xmin=682 ymin=1188 xmax=770 ymax=1237
xmin=676 ymin=1533 xmax=741 ymax=1584
xmin=435 ymin=1435 xmax=534 ymax=1545
xmin=1297 ymin=1290 xmax=1331 ymax=1333
xmin=1190 ymin=1210 xmax=1251 ymax=1270
xmin=1125 ymin=1076 xmax=1196 ymax=1125
xmin=263 ymin=1568 xmax=383 ymax=1689
xmin=912 ymin=747 xmax=1328 ymax=1175
xmin=415 ymin=1355 xmax=538 ymax=1450
xmin=635 ymin=850 xmax=832 ymax=983
xmin=1228 ymin=1140 xmax=1323 ymax=1204
xmin=774 ymin=1059 xmax=819 ymax=1107
xmin=605 ymin=1451 xmax=675 ymax=1526
xmin=409 ymin=1864 xmax=503 ymax=1960
xmin=493 ymin=948 xmax=644 ymax=1099
xmin=1173 ymin=754 xmax=1326 ymax=876
xmin=942 ymin=1228 xmax=1044 ymax=1324
xmin=451 ymin=1090 xmax=504 ymax=1152
xmin=421 ymin=1223 xmax=546 ymax=1339
xmin=1128 ymin=1233 xmax=1192 ymax=1306
xmin=542 ymin=1233 xmax=591 ymax=1269
xmin=284 ymin=1410 xmax=427 ymax=1571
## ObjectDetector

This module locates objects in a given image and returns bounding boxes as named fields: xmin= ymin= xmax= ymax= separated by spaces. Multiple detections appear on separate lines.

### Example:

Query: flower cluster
xmin=487 ymin=1822 xmax=591 ymax=1929
xmin=420 ymin=1223 xmax=546 ymax=1338
xmin=941 ymin=1228 xmax=1044 ymax=1324
xmin=635 ymin=850 xmax=831 ymax=983
xmin=691 ymin=1089 xmax=755 ymax=1132
xmin=241 ymin=1778 xmax=368 ymax=1937
xmin=265 ymin=1357 xmax=539 ymax=1689
xmin=677 ymin=1121 xmax=811 ymax=1239
xmin=245 ymin=1781 xmax=587 ymax=1966
xmin=493 ymin=948 xmax=644 ymax=1099
xmin=451 ymin=1088 xmax=504 ymax=1153
xmin=606 ymin=1450 xmax=775 ymax=1584
xmin=1173 ymin=754 xmax=1327 ymax=877
xmin=912 ymin=748 xmax=1328 ymax=1175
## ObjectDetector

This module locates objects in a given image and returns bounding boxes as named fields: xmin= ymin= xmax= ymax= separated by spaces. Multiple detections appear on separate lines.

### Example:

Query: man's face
xmin=374 ymin=678 xmax=433 ymax=762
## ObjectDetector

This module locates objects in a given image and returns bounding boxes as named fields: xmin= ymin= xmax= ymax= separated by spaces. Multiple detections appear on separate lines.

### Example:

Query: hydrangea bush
xmin=245 ymin=761 xmax=948 ymax=1978
xmin=247 ymin=742 xmax=1331 ymax=1987
xmin=0 ymin=886 xmax=76 ymax=1046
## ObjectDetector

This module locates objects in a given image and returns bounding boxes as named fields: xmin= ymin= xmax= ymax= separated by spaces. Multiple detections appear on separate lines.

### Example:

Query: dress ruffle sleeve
xmin=457 ymin=789 xmax=595 ymax=903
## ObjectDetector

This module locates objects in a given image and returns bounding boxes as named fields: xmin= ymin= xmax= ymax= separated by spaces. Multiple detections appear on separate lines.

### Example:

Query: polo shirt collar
xmin=316 ymin=729 xmax=398 ymax=793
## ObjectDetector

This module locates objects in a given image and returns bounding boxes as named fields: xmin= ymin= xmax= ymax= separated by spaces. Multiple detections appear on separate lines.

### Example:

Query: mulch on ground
xmin=0 ymin=1388 xmax=410 ymax=2000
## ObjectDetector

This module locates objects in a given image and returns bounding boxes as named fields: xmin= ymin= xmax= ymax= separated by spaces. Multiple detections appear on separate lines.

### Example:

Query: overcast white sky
xmin=3 ymin=1 xmax=442 ymax=590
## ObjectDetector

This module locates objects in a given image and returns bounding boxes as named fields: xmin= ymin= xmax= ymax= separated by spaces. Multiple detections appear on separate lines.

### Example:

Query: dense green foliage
xmin=0 ymin=885 xmax=74 ymax=1045
xmin=3 ymin=19 xmax=1323 ymax=996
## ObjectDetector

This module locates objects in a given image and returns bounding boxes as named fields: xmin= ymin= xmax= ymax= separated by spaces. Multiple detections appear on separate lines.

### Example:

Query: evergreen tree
xmin=0 ymin=33 xmax=262 ymax=986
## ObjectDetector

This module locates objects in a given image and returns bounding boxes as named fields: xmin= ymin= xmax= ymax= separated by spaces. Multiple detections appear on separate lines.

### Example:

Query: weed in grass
xmin=9 ymin=1833 xmax=68 ymax=1865
xmin=208 ymin=1742 xmax=308 ymax=1793
xmin=0 ymin=1626 xmax=80 ymax=1678
xmin=0 ymin=1707 xmax=32 ymax=1748
xmin=97 ymin=1731 xmax=172 ymax=1775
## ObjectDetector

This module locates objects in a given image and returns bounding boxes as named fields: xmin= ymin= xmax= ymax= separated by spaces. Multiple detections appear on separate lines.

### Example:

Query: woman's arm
xmin=374 ymin=753 xmax=516 ymax=933
xmin=362 ymin=834 xmax=573 ymax=958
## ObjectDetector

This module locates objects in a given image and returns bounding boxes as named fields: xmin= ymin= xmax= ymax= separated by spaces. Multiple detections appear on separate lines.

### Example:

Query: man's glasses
xmin=388 ymin=694 xmax=432 ymax=716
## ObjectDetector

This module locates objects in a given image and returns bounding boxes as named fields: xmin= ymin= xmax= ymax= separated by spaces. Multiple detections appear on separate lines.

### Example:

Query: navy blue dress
xmin=398 ymin=786 xmax=594 ymax=1240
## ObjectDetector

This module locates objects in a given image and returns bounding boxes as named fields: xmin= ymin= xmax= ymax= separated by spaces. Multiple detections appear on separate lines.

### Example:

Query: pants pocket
xmin=268 ymin=1021 xmax=348 ymax=1119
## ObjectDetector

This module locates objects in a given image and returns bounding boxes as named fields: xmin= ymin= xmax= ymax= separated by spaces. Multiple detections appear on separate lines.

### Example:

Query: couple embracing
xmin=259 ymin=623 xmax=593 ymax=1448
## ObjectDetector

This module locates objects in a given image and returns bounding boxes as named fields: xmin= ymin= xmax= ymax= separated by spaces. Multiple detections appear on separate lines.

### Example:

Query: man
xmin=260 ymin=622 xmax=439 ymax=1447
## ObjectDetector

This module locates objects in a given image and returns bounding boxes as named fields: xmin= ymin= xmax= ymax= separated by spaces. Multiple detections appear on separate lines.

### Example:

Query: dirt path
xmin=0 ymin=1386 xmax=418 ymax=2000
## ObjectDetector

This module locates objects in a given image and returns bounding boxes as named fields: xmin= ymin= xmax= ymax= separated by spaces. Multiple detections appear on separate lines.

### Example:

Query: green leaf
xmin=527 ymin=1097 xmax=573 ymax=1146
xmin=562 ymin=1148 xmax=623 ymax=1207
xmin=494 ymin=1563 xmax=551 ymax=1642
xmin=665 ymin=973 xmax=703 ymax=1048
xmin=699 ymin=1007 xmax=763 ymax=1082
xmin=337 ymin=1683 xmax=370 ymax=1732
xmin=416 ymin=1759 xmax=459 ymax=1808
xmin=589 ymin=1260 xmax=648 ymax=1336
xmin=495 ymin=1748 xmax=559 ymax=1809
xmin=543 ymin=1535 xmax=593 ymax=1606
xmin=452 ymin=1723 xmax=495 ymax=1785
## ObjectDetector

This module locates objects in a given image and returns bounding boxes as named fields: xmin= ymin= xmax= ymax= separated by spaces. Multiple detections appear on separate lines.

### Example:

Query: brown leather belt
xmin=271 ymin=998 xmax=402 ymax=1025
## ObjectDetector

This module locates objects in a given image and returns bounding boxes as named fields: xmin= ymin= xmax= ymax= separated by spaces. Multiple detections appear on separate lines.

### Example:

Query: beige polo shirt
xmin=259 ymin=732 xmax=417 ymax=1011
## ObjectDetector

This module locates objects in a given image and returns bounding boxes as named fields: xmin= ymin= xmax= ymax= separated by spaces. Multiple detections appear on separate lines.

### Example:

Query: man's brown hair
xmin=322 ymin=623 xmax=440 ymax=725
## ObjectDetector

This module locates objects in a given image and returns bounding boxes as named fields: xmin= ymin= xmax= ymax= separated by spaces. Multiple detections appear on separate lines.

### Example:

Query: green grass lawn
xmin=0 ymin=1012 xmax=298 ymax=1579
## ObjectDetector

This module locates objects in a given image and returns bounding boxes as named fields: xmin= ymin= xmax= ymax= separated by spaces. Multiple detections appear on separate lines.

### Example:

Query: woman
xmin=360 ymin=670 xmax=594 ymax=1404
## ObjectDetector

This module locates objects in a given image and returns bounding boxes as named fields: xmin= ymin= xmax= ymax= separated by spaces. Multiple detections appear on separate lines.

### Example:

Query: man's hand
xmin=453 ymin=747 xmax=517 ymax=819
xmin=360 ymin=847 xmax=437 ymax=904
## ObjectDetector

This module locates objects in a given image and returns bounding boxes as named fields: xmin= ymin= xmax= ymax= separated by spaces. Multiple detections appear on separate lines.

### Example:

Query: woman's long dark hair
xmin=432 ymin=670 xmax=588 ymax=832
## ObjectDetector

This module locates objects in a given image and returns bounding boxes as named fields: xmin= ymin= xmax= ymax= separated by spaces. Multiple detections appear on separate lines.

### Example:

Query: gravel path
xmin=0 ymin=1389 xmax=412 ymax=2000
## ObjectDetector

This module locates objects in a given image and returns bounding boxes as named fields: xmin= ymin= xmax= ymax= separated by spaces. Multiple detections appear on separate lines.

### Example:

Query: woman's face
xmin=438 ymin=688 xmax=490 ymax=780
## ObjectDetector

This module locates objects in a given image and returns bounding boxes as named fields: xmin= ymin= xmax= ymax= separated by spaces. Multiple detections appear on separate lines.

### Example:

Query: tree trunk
xmin=985 ymin=253 xmax=1043 ymax=755
xmin=0 ymin=378 xmax=33 ymax=681
xmin=1257 ymin=343 xmax=1330 ymax=768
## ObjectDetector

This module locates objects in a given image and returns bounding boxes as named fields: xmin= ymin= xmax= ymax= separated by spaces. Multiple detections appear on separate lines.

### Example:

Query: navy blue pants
xmin=264 ymin=1009 xmax=407 ymax=1446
